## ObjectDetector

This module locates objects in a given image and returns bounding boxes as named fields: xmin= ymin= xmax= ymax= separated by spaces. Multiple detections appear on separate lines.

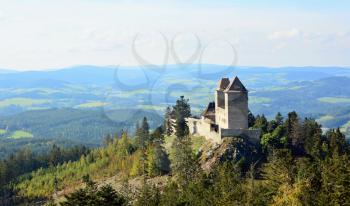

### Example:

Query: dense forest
xmin=0 ymin=108 xmax=163 ymax=158
xmin=0 ymin=145 xmax=89 ymax=205
xmin=1 ymin=96 xmax=350 ymax=205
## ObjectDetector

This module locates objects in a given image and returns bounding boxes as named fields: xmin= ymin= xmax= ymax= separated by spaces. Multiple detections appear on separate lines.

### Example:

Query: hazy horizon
xmin=2 ymin=64 xmax=350 ymax=72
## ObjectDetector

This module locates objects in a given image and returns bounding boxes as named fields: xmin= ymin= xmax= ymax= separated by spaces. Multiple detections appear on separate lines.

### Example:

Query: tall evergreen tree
xmin=164 ymin=106 xmax=174 ymax=136
xmin=284 ymin=111 xmax=298 ymax=137
xmin=141 ymin=117 xmax=150 ymax=145
xmin=275 ymin=112 xmax=283 ymax=126
xmin=135 ymin=117 xmax=150 ymax=149
xmin=248 ymin=110 xmax=256 ymax=128
xmin=171 ymin=96 xmax=197 ymax=187
xmin=116 ymin=131 xmax=132 ymax=160
xmin=173 ymin=96 xmax=191 ymax=139
xmin=254 ymin=114 xmax=268 ymax=134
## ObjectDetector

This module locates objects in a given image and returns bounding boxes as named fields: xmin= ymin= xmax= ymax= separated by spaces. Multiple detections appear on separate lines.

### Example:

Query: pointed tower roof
xmin=201 ymin=101 xmax=215 ymax=122
xmin=224 ymin=76 xmax=247 ymax=92
xmin=217 ymin=78 xmax=230 ymax=90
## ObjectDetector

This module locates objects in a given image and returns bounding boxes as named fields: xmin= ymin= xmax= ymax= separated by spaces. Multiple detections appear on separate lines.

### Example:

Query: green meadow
xmin=0 ymin=98 xmax=51 ymax=108
xmin=318 ymin=97 xmax=350 ymax=104
xmin=8 ymin=130 xmax=34 ymax=139
xmin=76 ymin=101 xmax=107 ymax=108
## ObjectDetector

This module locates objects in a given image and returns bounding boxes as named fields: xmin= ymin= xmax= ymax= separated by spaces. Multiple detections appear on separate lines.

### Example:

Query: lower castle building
xmin=187 ymin=76 xmax=260 ymax=143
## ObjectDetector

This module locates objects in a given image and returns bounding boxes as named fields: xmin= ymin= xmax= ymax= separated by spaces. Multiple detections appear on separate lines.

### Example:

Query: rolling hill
xmin=0 ymin=64 xmax=349 ymax=154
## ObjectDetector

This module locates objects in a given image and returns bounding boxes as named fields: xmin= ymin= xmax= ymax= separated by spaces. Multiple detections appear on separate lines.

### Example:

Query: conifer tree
xmin=135 ymin=117 xmax=150 ymax=149
xmin=146 ymin=142 xmax=170 ymax=177
xmin=275 ymin=112 xmax=283 ymax=126
xmin=164 ymin=106 xmax=174 ymax=136
xmin=134 ymin=182 xmax=160 ymax=206
xmin=254 ymin=114 xmax=268 ymax=134
xmin=141 ymin=117 xmax=150 ymax=146
xmin=212 ymin=162 xmax=244 ymax=205
xmin=248 ymin=110 xmax=256 ymax=128
xmin=173 ymin=96 xmax=191 ymax=139
xmin=116 ymin=131 xmax=131 ymax=160
xmin=171 ymin=96 xmax=197 ymax=186
xmin=284 ymin=111 xmax=298 ymax=137
xmin=103 ymin=134 xmax=113 ymax=146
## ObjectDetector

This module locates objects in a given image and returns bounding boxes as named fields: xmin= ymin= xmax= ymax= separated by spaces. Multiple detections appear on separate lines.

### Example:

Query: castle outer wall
xmin=187 ymin=117 xmax=260 ymax=144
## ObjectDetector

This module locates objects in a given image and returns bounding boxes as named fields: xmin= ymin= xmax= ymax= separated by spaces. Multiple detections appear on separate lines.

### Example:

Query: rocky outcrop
xmin=198 ymin=137 xmax=261 ymax=172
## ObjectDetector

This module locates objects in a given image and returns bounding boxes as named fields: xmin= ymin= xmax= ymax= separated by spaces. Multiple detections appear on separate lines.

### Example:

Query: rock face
xmin=198 ymin=137 xmax=261 ymax=172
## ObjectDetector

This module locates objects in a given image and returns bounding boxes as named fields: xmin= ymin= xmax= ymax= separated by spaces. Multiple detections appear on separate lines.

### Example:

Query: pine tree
xmin=164 ymin=106 xmax=174 ymax=136
xmin=275 ymin=112 xmax=283 ymax=126
xmin=103 ymin=134 xmax=113 ymax=146
xmin=261 ymin=149 xmax=296 ymax=203
xmin=319 ymin=153 xmax=350 ymax=205
xmin=173 ymin=96 xmax=191 ymax=139
xmin=212 ymin=162 xmax=244 ymax=205
xmin=171 ymin=136 xmax=197 ymax=187
xmin=170 ymin=96 xmax=197 ymax=186
xmin=302 ymin=118 xmax=323 ymax=158
xmin=290 ymin=117 xmax=304 ymax=154
xmin=61 ymin=177 xmax=126 ymax=206
xmin=96 ymin=185 xmax=126 ymax=206
xmin=134 ymin=182 xmax=160 ymax=206
xmin=150 ymin=126 xmax=164 ymax=143
xmin=248 ymin=110 xmax=256 ymax=128
xmin=116 ymin=132 xmax=132 ymax=160
xmin=253 ymin=114 xmax=268 ymax=134
xmin=49 ymin=144 xmax=62 ymax=166
xmin=146 ymin=141 xmax=170 ymax=177
xmin=135 ymin=117 xmax=150 ymax=149
xmin=141 ymin=117 xmax=150 ymax=146
xmin=130 ymin=150 xmax=144 ymax=177
xmin=284 ymin=111 xmax=298 ymax=137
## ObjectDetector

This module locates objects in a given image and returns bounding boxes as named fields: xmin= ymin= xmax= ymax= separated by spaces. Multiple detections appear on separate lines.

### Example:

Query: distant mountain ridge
xmin=0 ymin=64 xmax=349 ymax=142
xmin=1 ymin=65 xmax=350 ymax=87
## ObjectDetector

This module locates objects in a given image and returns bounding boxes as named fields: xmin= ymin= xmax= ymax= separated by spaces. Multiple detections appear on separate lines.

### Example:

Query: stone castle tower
xmin=187 ymin=76 xmax=260 ymax=143
xmin=215 ymin=77 xmax=248 ymax=130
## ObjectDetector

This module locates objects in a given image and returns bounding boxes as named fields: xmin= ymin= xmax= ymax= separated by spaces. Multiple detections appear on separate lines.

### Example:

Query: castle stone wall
xmin=226 ymin=91 xmax=248 ymax=129
xmin=187 ymin=118 xmax=221 ymax=143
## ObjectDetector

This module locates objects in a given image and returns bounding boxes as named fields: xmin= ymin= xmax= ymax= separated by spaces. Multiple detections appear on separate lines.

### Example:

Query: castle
xmin=187 ymin=76 xmax=260 ymax=143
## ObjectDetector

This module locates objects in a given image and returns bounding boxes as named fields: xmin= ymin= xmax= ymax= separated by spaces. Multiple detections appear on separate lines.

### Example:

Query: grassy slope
xmin=318 ymin=97 xmax=350 ymax=104
xmin=15 ymin=135 xmax=207 ymax=199
xmin=0 ymin=98 xmax=51 ymax=108
xmin=8 ymin=130 xmax=33 ymax=139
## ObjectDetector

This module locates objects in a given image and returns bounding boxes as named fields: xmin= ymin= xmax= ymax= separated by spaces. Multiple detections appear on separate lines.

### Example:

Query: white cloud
xmin=0 ymin=11 xmax=5 ymax=22
xmin=0 ymin=1 xmax=350 ymax=70
xmin=268 ymin=28 xmax=301 ymax=40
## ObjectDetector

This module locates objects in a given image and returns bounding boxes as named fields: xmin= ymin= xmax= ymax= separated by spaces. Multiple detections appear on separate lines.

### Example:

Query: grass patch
xmin=191 ymin=136 xmax=207 ymax=153
xmin=164 ymin=135 xmax=207 ymax=154
xmin=318 ymin=97 xmax=350 ymax=104
xmin=0 ymin=98 xmax=51 ymax=108
xmin=76 ymin=101 xmax=107 ymax=108
xmin=8 ymin=130 xmax=34 ymax=139
xmin=0 ymin=129 xmax=7 ymax=135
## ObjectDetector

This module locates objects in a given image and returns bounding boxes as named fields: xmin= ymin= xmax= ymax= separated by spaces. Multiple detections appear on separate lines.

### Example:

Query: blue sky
xmin=0 ymin=0 xmax=349 ymax=70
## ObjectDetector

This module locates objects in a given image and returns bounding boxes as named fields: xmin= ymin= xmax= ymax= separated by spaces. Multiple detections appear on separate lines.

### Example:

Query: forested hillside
xmin=0 ymin=108 xmax=163 ymax=158
xmin=1 ymin=65 xmax=350 ymax=139
xmin=2 ymin=96 xmax=349 ymax=206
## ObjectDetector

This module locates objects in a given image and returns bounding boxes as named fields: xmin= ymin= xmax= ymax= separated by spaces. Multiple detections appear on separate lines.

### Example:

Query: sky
xmin=0 ymin=0 xmax=350 ymax=70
